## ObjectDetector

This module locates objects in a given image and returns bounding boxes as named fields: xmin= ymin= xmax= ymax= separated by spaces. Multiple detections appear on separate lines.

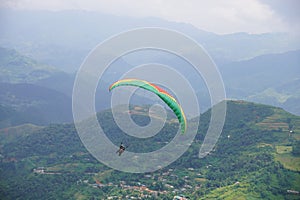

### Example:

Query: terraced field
xmin=254 ymin=107 xmax=300 ymax=172
xmin=256 ymin=108 xmax=300 ymax=133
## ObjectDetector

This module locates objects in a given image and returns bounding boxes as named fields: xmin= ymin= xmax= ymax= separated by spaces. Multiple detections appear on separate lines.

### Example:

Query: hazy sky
xmin=1 ymin=0 xmax=299 ymax=34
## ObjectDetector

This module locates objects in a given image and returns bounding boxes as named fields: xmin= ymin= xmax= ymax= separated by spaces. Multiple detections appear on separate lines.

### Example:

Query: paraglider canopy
xmin=109 ymin=78 xmax=187 ymax=134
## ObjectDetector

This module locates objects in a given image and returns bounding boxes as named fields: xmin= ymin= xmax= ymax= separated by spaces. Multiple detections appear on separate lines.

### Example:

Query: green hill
xmin=0 ymin=47 xmax=59 ymax=83
xmin=0 ymin=47 xmax=74 ymax=126
xmin=0 ymin=101 xmax=299 ymax=199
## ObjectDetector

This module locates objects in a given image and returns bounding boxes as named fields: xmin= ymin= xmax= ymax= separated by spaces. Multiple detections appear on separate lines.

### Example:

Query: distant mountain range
xmin=0 ymin=9 xmax=299 ymax=72
xmin=0 ymin=9 xmax=299 ymax=127
xmin=0 ymin=82 xmax=72 ymax=128
xmin=220 ymin=50 xmax=300 ymax=92
xmin=0 ymin=46 xmax=299 ymax=128
xmin=0 ymin=47 xmax=59 ymax=83
xmin=219 ymin=50 xmax=300 ymax=115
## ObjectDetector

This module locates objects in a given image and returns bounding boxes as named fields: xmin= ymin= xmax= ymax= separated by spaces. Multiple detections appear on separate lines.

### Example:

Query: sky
xmin=1 ymin=0 xmax=299 ymax=34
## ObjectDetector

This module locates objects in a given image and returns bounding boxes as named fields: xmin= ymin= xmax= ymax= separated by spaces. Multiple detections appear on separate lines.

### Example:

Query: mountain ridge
xmin=1 ymin=9 xmax=299 ymax=72
xmin=0 ymin=82 xmax=72 ymax=127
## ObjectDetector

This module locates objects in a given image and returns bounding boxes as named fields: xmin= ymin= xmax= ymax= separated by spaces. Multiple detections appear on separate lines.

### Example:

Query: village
xmin=83 ymin=167 xmax=196 ymax=199
xmin=33 ymin=166 xmax=199 ymax=199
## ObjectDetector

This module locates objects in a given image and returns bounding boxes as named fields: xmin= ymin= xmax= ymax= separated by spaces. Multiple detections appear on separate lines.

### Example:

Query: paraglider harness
xmin=116 ymin=142 xmax=128 ymax=156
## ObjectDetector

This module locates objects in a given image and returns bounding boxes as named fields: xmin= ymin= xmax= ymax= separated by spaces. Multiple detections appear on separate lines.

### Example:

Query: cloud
xmin=0 ymin=0 xmax=295 ymax=34
xmin=259 ymin=0 xmax=300 ymax=34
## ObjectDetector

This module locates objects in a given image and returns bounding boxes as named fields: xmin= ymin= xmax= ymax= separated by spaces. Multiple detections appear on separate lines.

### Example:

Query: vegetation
xmin=0 ymin=100 xmax=300 ymax=199
xmin=0 ymin=47 xmax=58 ymax=83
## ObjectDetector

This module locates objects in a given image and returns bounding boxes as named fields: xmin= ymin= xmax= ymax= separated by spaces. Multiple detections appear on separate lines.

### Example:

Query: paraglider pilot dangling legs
xmin=116 ymin=143 xmax=126 ymax=156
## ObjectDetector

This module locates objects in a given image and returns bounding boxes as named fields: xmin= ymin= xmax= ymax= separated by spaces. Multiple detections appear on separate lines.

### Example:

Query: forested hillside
xmin=0 ymin=101 xmax=299 ymax=199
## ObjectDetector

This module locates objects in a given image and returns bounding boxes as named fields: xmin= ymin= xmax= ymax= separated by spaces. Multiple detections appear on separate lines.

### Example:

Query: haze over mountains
xmin=1 ymin=9 xmax=299 ymax=71
xmin=0 ymin=8 xmax=299 ymax=128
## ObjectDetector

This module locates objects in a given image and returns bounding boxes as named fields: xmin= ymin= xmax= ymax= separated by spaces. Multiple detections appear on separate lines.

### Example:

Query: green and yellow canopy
xmin=109 ymin=79 xmax=187 ymax=134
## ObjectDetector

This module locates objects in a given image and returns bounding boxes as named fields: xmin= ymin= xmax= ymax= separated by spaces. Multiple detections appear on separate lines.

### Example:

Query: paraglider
xmin=116 ymin=142 xmax=128 ymax=156
xmin=109 ymin=79 xmax=187 ymax=134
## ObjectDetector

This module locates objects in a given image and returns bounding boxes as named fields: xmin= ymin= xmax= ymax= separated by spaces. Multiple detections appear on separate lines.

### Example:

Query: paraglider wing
xmin=109 ymin=79 xmax=187 ymax=134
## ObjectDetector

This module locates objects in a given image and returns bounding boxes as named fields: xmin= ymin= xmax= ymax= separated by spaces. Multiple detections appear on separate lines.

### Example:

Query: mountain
xmin=0 ymin=47 xmax=60 ymax=83
xmin=0 ymin=101 xmax=299 ymax=199
xmin=0 ymin=83 xmax=72 ymax=127
xmin=220 ymin=50 xmax=300 ymax=115
xmin=0 ymin=47 xmax=135 ymax=127
xmin=1 ymin=9 xmax=299 ymax=72
xmin=1 ymin=9 xmax=299 ymax=121
xmin=0 ymin=47 xmax=75 ymax=127
xmin=1 ymin=45 xmax=299 ymax=122
xmin=221 ymin=50 xmax=300 ymax=92
xmin=0 ymin=46 xmax=75 ymax=95
xmin=0 ymin=123 xmax=43 ymax=145
xmin=35 ymin=71 xmax=75 ymax=97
